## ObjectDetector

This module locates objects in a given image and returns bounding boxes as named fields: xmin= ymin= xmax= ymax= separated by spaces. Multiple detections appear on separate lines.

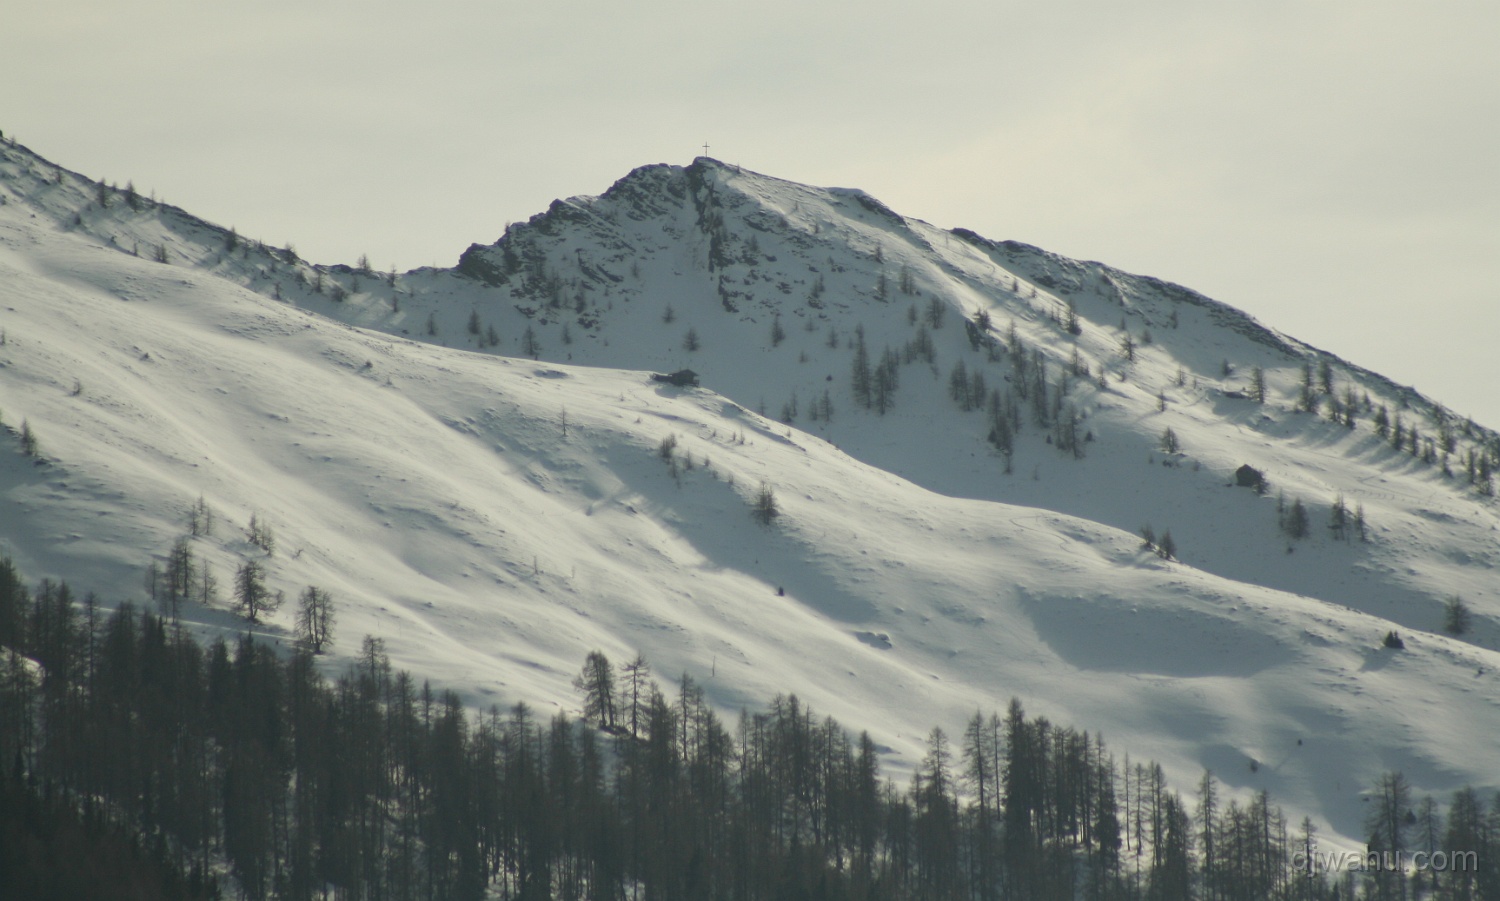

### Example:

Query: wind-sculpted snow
xmin=1 ymin=138 xmax=1498 ymax=851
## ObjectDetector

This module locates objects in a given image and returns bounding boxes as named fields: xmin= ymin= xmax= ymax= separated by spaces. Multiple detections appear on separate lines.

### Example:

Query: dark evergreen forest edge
xmin=0 ymin=559 xmax=1496 ymax=901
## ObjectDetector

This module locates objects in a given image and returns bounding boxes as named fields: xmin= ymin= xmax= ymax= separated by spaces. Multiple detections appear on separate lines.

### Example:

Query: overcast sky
xmin=6 ymin=1 xmax=1498 ymax=427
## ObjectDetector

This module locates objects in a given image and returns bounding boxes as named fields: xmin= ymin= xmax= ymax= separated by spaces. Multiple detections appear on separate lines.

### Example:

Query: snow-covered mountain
xmin=1 ymin=138 xmax=1496 ymax=851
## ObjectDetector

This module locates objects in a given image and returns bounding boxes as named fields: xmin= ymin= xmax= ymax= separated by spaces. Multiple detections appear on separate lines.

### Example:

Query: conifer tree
xmin=752 ymin=483 xmax=780 ymax=525
xmin=1329 ymin=493 xmax=1349 ymax=541
xmin=296 ymin=586 xmax=335 ymax=653
xmin=246 ymin=513 xmax=275 ymax=555
xmin=1064 ymin=300 xmax=1081 ymax=336
xmin=18 ymin=419 xmax=38 ymax=457
xmin=1443 ymin=787 xmax=1485 ymax=900
xmin=1444 ymin=595 xmax=1472 ymax=636
xmin=573 ymin=650 xmax=617 ymax=729
xmin=1365 ymin=772 xmax=1412 ymax=901
xmin=1197 ymin=771 xmax=1219 ymax=899
xmin=618 ymin=653 xmax=652 ymax=739
xmin=926 ymin=296 xmax=946 ymax=329
xmin=851 ymin=328 xmax=872 ymax=409
xmin=949 ymin=360 xmax=972 ymax=410
xmin=198 ymin=563 xmax=219 ymax=606
xmin=1284 ymin=498 xmax=1309 ymax=540
xmin=872 ymin=348 xmax=899 ymax=414
xmin=164 ymin=537 xmax=195 ymax=621
xmin=1342 ymin=386 xmax=1360 ymax=428
xmin=233 ymin=560 xmax=277 ymax=622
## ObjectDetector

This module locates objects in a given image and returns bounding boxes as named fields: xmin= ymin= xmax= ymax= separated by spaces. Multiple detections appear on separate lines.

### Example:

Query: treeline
xmin=0 ymin=770 xmax=212 ymax=901
xmin=4 ymin=561 xmax=1500 ymax=900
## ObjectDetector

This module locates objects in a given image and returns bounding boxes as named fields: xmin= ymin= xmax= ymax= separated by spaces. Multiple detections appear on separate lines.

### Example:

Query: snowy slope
xmin=1 ymin=139 xmax=1498 ymax=851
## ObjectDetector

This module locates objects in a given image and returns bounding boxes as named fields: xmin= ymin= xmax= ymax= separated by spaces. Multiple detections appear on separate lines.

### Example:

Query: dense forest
xmin=1 ymin=558 xmax=1497 ymax=901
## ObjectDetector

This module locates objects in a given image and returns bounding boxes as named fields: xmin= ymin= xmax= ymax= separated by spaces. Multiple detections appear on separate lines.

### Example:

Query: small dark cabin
xmin=652 ymin=369 xmax=699 ymax=388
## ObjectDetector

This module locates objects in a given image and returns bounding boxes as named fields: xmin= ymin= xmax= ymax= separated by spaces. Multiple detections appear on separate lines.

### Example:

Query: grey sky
xmin=5 ymin=1 xmax=1498 ymax=426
